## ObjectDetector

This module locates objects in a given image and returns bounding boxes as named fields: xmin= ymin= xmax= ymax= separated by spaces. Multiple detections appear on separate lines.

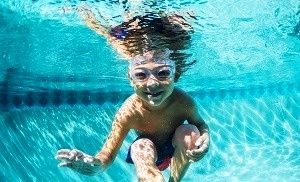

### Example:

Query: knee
xmin=175 ymin=124 xmax=200 ymax=138
xmin=130 ymin=138 xmax=157 ymax=162
xmin=173 ymin=124 xmax=200 ymax=150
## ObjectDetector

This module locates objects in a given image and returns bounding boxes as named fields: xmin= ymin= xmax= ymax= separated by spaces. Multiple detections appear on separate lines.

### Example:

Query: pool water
xmin=0 ymin=0 xmax=300 ymax=181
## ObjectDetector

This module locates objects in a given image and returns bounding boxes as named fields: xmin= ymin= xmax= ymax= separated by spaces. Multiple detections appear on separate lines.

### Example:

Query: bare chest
xmin=133 ymin=108 xmax=185 ymax=137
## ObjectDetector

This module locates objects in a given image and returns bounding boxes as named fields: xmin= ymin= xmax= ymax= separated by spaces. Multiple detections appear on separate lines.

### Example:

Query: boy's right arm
xmin=94 ymin=103 xmax=132 ymax=167
xmin=55 ymin=98 xmax=134 ymax=175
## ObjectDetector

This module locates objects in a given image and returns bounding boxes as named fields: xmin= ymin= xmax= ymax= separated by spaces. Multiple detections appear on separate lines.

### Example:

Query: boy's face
xmin=129 ymin=53 xmax=175 ymax=107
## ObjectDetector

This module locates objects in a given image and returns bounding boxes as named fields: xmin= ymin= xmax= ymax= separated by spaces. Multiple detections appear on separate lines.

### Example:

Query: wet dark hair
xmin=110 ymin=12 xmax=196 ymax=82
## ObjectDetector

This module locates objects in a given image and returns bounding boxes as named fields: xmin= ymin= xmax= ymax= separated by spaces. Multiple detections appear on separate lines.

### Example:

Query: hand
xmin=77 ymin=5 xmax=95 ymax=20
xmin=77 ymin=5 xmax=109 ymax=36
xmin=186 ymin=132 xmax=209 ymax=162
xmin=55 ymin=149 xmax=103 ymax=175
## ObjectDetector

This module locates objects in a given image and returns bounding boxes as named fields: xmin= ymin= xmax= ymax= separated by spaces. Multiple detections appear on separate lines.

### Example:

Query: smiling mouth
xmin=144 ymin=91 xmax=163 ymax=97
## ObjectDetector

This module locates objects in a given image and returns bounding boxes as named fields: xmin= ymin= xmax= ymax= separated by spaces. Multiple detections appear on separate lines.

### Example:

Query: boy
xmin=56 ymin=9 xmax=209 ymax=182
xmin=55 ymin=49 xmax=209 ymax=181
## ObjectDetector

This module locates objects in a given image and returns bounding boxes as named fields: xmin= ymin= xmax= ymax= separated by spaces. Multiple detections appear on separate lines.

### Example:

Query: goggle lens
xmin=157 ymin=69 xmax=172 ymax=79
xmin=133 ymin=71 xmax=148 ymax=81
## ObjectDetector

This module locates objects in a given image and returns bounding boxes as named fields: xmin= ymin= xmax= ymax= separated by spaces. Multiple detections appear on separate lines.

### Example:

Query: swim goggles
xmin=129 ymin=65 xmax=175 ymax=82
xmin=129 ymin=49 xmax=175 ymax=82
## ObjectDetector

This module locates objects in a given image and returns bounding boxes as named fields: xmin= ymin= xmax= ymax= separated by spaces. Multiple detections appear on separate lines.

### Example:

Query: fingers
xmin=195 ymin=137 xmax=204 ymax=148
xmin=196 ymin=143 xmax=209 ymax=154
xmin=55 ymin=149 xmax=71 ymax=161
xmin=191 ymin=142 xmax=209 ymax=155
xmin=83 ymin=156 xmax=94 ymax=164
xmin=186 ymin=134 xmax=209 ymax=162
xmin=186 ymin=149 xmax=203 ymax=159
xmin=56 ymin=149 xmax=71 ymax=156
xmin=58 ymin=161 xmax=73 ymax=168
xmin=195 ymin=134 xmax=209 ymax=151
xmin=77 ymin=4 xmax=91 ymax=12
xmin=186 ymin=148 xmax=206 ymax=162
xmin=56 ymin=149 xmax=80 ymax=168
xmin=55 ymin=149 xmax=83 ymax=161
xmin=55 ymin=149 xmax=96 ymax=170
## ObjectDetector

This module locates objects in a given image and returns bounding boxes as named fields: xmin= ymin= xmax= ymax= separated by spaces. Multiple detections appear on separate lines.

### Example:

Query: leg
xmin=130 ymin=138 xmax=165 ymax=182
xmin=169 ymin=124 xmax=201 ymax=182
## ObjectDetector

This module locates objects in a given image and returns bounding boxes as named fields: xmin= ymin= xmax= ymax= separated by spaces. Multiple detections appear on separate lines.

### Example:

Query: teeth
xmin=146 ymin=92 xmax=162 ymax=97
xmin=146 ymin=92 xmax=163 ymax=106
xmin=149 ymin=99 xmax=155 ymax=105
xmin=151 ymin=93 xmax=159 ymax=97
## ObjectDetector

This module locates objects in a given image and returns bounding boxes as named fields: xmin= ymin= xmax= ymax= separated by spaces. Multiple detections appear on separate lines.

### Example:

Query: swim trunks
xmin=126 ymin=135 xmax=175 ymax=171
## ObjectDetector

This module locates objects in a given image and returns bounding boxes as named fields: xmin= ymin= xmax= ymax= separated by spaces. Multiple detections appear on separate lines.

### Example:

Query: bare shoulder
xmin=113 ymin=94 xmax=141 ymax=126
xmin=173 ymin=87 xmax=196 ymax=108
xmin=173 ymin=88 xmax=206 ymax=126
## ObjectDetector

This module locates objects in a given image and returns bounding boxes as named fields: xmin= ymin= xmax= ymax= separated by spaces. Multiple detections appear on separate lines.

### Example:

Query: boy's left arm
xmin=77 ymin=6 xmax=110 ymax=38
xmin=186 ymin=99 xmax=210 ymax=162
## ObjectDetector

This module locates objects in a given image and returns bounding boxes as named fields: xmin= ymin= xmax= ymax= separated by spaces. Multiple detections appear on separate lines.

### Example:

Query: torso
xmin=126 ymin=88 xmax=192 ymax=147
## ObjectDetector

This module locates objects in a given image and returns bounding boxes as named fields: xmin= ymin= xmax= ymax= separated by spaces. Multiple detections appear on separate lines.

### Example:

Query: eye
xmin=157 ymin=69 xmax=171 ymax=78
xmin=134 ymin=72 xmax=147 ymax=80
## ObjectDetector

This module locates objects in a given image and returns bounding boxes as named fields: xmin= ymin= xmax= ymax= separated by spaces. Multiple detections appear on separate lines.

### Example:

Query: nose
xmin=146 ymin=75 xmax=159 ymax=88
